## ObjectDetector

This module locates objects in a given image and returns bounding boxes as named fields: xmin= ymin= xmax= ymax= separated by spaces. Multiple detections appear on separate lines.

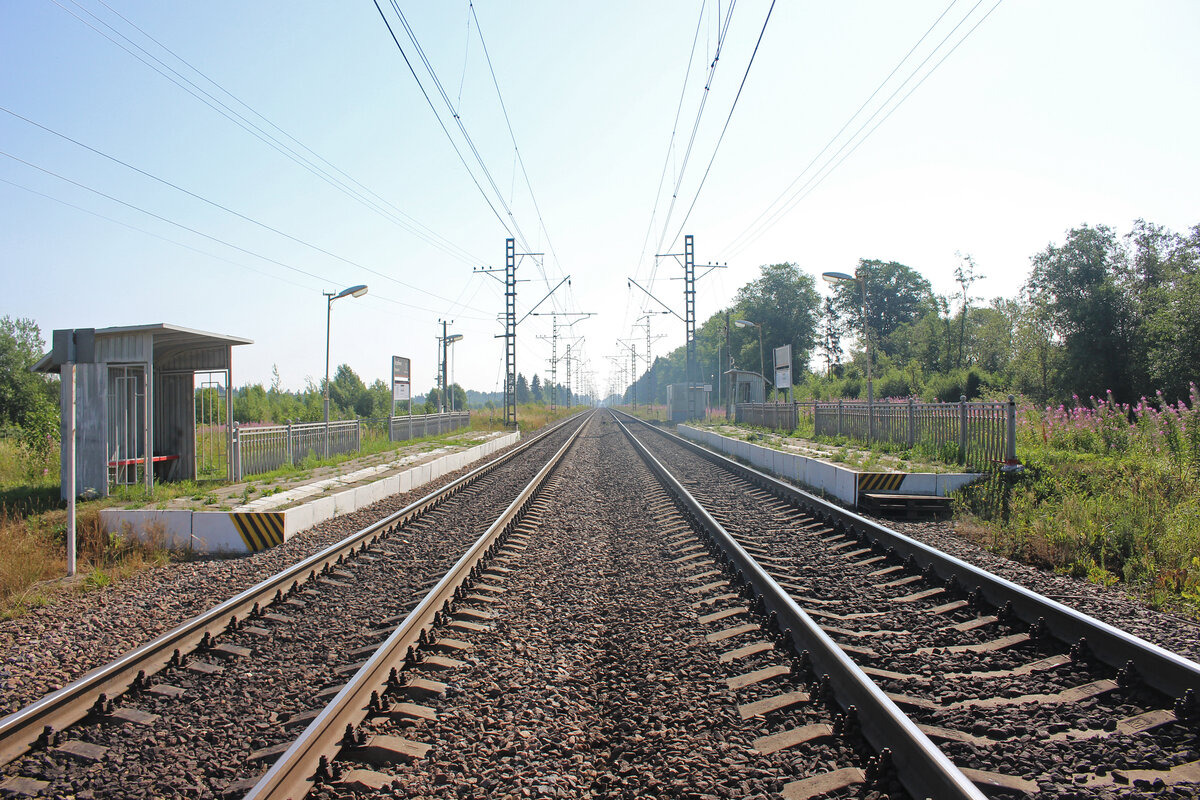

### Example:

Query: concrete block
xmin=835 ymin=469 xmax=857 ymax=506
xmin=398 ymin=470 xmax=412 ymax=493
xmin=100 ymin=509 xmax=192 ymax=550
xmin=310 ymin=495 xmax=336 ymax=526
xmin=284 ymin=505 xmax=313 ymax=539
xmin=900 ymin=473 xmax=936 ymax=495
xmin=937 ymin=473 xmax=983 ymax=495
xmin=333 ymin=488 xmax=358 ymax=516
xmin=190 ymin=513 xmax=249 ymax=554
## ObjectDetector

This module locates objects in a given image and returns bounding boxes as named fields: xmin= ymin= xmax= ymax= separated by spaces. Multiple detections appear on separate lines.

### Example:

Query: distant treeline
xmin=626 ymin=219 xmax=1199 ymax=407
xmin=193 ymin=366 xmax=581 ymax=425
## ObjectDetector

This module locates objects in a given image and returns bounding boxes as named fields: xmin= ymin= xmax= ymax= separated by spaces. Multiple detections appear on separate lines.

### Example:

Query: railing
xmin=736 ymin=396 xmax=1018 ymax=470
xmin=232 ymin=412 xmax=470 ymax=480
xmin=734 ymin=402 xmax=816 ymax=432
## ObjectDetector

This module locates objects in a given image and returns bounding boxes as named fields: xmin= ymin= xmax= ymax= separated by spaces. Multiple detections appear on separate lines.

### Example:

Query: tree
xmin=0 ymin=317 xmax=59 ymax=449
xmin=515 ymin=373 xmax=531 ymax=404
xmin=1025 ymin=225 xmax=1136 ymax=400
xmin=832 ymin=259 xmax=933 ymax=351
xmin=327 ymin=364 xmax=368 ymax=418
xmin=732 ymin=262 xmax=821 ymax=379
xmin=818 ymin=296 xmax=843 ymax=376
xmin=953 ymin=252 xmax=983 ymax=369
xmin=530 ymin=374 xmax=544 ymax=405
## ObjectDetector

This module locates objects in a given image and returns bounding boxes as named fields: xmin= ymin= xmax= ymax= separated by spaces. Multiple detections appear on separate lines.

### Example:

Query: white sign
xmin=773 ymin=344 xmax=792 ymax=389
xmin=392 ymin=356 xmax=411 ymax=406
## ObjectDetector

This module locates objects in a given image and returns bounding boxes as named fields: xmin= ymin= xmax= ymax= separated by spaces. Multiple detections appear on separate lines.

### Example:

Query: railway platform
xmin=679 ymin=422 xmax=980 ymax=513
xmin=98 ymin=428 xmax=520 ymax=554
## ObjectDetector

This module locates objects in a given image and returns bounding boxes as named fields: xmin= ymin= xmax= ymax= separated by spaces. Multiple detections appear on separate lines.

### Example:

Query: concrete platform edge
xmin=99 ymin=431 xmax=521 ymax=554
xmin=676 ymin=426 xmax=981 ymax=507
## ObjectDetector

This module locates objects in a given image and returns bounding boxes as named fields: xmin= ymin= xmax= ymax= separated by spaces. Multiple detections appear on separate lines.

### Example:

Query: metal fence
xmin=734 ymin=402 xmax=816 ymax=432
xmin=233 ymin=411 xmax=470 ymax=480
xmin=736 ymin=396 xmax=1018 ymax=470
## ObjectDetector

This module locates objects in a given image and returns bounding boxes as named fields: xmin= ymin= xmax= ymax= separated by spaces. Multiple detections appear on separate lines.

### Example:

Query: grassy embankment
xmin=953 ymin=390 xmax=1200 ymax=615
xmin=0 ymin=406 xmax=574 ymax=618
xmin=709 ymin=390 xmax=1200 ymax=615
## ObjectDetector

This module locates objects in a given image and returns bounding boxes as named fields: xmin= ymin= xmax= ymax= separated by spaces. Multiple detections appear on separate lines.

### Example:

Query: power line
xmin=470 ymin=0 xmax=563 ymax=297
xmin=381 ymin=0 xmax=537 ymax=255
xmin=0 ymin=104 xmax=491 ymax=313
xmin=723 ymin=0 xmax=1002 ymax=259
xmin=51 ymin=0 xmax=484 ymax=268
xmin=631 ymin=2 xmax=707 ymax=289
xmin=0 ymin=148 xmax=492 ymax=319
xmin=371 ymin=0 xmax=517 ymax=242
xmin=664 ymin=0 xmax=777 ymax=252
xmin=654 ymin=0 xmax=738 ymax=258
xmin=720 ymin=0 xmax=962 ymax=257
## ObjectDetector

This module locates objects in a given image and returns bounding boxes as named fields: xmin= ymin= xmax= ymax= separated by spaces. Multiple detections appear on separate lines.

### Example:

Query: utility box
xmin=34 ymin=323 xmax=252 ymax=498
xmin=666 ymin=383 xmax=711 ymax=423
xmin=725 ymin=369 xmax=768 ymax=404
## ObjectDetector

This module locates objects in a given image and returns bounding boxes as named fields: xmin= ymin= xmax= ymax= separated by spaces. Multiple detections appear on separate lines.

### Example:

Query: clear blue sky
xmin=2 ymin=1 xmax=1197 ymax=399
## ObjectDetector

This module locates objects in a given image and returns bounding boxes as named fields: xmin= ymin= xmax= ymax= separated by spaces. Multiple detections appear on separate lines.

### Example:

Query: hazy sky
xmin=2 ymin=1 xmax=1197 ymax=399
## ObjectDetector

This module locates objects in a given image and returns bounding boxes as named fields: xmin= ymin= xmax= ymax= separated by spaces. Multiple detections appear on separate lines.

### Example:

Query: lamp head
xmin=734 ymin=319 xmax=756 ymax=328
xmin=821 ymin=271 xmax=855 ymax=284
xmin=334 ymin=284 xmax=369 ymax=300
xmin=446 ymin=334 xmax=464 ymax=344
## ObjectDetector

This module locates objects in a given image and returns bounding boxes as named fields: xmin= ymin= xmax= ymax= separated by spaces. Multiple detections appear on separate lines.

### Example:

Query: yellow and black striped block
xmin=857 ymin=472 xmax=906 ymax=493
xmin=231 ymin=512 xmax=285 ymax=552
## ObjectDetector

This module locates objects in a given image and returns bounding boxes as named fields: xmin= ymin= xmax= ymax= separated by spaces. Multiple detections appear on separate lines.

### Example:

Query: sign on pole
xmin=391 ymin=356 xmax=411 ymax=410
xmin=773 ymin=344 xmax=792 ymax=391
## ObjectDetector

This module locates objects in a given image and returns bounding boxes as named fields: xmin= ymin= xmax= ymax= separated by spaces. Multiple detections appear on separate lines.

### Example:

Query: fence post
xmin=1006 ymin=394 xmax=1018 ymax=466
xmin=233 ymin=423 xmax=241 ymax=482
xmin=355 ymin=419 xmax=362 ymax=454
xmin=284 ymin=421 xmax=292 ymax=466
xmin=837 ymin=399 xmax=844 ymax=438
xmin=907 ymin=397 xmax=915 ymax=447
xmin=958 ymin=395 xmax=968 ymax=464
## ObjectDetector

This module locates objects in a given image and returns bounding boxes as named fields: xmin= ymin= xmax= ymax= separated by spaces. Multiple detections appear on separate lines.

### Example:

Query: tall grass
xmin=957 ymin=384 xmax=1200 ymax=614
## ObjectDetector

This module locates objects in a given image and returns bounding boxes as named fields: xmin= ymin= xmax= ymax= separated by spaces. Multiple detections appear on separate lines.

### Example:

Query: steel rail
xmin=620 ymin=412 xmax=1200 ymax=701
xmin=243 ymin=410 xmax=590 ymax=799
xmin=611 ymin=411 xmax=985 ymax=799
xmin=0 ymin=413 xmax=585 ymax=767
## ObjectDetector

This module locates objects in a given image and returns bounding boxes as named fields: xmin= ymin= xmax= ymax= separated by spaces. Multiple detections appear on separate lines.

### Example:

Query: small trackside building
xmin=34 ymin=323 xmax=252 ymax=498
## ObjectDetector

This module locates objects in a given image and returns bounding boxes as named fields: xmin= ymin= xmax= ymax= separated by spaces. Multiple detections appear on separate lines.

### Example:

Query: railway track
xmin=0 ymin=413 xmax=587 ymax=799
xmin=618 ymin=411 xmax=1200 ymax=798
xmin=250 ymin=410 xmax=902 ymax=799
xmin=3 ymin=408 xmax=1198 ymax=799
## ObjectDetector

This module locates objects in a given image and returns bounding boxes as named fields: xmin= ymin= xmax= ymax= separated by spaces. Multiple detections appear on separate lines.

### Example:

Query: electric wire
xmin=0 ymin=105 xmax=493 ymax=313
xmin=0 ymin=148 xmax=492 ymax=319
xmin=371 ymin=0 xmax=516 ymax=242
xmin=663 ymin=0 xmax=776 ymax=253
xmin=470 ymin=0 xmax=565 ymax=298
xmin=53 ymin=0 xmax=484 ymax=268
xmin=720 ymin=0 xmax=961 ymax=257
xmin=653 ymin=0 xmax=738 ymax=259
xmin=724 ymin=0 xmax=1000 ymax=259
xmin=384 ymin=0 xmax=535 ymax=255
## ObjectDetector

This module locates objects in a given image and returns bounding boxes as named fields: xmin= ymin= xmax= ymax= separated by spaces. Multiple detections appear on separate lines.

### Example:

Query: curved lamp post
xmin=822 ymin=269 xmax=873 ymax=440
xmin=324 ymin=284 xmax=368 ymax=455
xmin=734 ymin=319 xmax=764 ymax=400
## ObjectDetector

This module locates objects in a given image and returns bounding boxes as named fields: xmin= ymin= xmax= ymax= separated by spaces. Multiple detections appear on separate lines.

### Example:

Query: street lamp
xmin=822 ymin=269 xmax=873 ymax=439
xmin=324 ymin=284 xmax=368 ymax=455
xmin=734 ymin=319 xmax=764 ymax=400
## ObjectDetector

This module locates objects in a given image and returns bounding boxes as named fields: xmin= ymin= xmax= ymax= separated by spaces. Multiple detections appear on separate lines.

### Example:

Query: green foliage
xmin=0 ymin=317 xmax=59 ymax=454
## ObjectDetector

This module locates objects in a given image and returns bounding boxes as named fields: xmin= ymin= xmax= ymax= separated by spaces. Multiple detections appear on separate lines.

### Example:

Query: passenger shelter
xmin=34 ymin=324 xmax=252 ymax=498
xmin=725 ymin=369 xmax=769 ymax=404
